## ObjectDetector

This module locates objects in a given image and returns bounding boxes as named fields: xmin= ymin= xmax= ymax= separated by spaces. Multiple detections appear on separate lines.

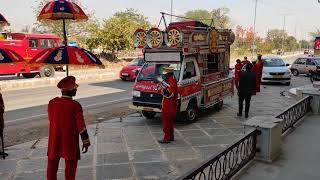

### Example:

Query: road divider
xmin=0 ymin=68 xmax=121 ymax=92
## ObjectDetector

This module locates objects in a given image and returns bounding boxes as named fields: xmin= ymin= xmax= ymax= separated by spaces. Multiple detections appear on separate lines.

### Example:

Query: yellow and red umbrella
xmin=29 ymin=46 xmax=104 ymax=67
xmin=0 ymin=48 xmax=24 ymax=64
xmin=37 ymin=0 xmax=89 ymax=75
xmin=0 ymin=13 xmax=9 ymax=26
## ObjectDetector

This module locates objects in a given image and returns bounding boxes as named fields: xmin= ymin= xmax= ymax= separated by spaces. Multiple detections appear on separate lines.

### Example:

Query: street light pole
xmin=281 ymin=15 xmax=286 ymax=54
xmin=252 ymin=0 xmax=258 ymax=58
xmin=170 ymin=0 xmax=173 ymax=23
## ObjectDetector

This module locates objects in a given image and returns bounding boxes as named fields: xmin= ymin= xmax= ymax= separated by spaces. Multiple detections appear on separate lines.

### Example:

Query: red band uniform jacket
xmin=47 ymin=97 xmax=87 ymax=160
xmin=162 ymin=74 xmax=178 ymax=114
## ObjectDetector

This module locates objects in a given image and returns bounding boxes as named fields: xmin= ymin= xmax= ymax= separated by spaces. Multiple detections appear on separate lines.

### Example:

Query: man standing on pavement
xmin=47 ymin=76 xmax=90 ymax=180
xmin=238 ymin=63 xmax=256 ymax=118
xmin=234 ymin=59 xmax=242 ymax=89
xmin=158 ymin=67 xmax=178 ymax=144
xmin=0 ymin=89 xmax=7 ymax=158
xmin=241 ymin=56 xmax=251 ymax=71
xmin=255 ymin=54 xmax=264 ymax=93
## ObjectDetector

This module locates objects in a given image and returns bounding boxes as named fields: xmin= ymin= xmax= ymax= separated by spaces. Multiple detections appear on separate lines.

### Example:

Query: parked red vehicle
xmin=0 ymin=33 xmax=61 ymax=78
xmin=119 ymin=57 xmax=145 ymax=81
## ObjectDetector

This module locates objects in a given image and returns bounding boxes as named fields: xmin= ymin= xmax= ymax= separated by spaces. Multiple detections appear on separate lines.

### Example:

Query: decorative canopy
xmin=38 ymin=0 xmax=88 ymax=21
xmin=0 ymin=13 xmax=10 ymax=26
xmin=0 ymin=48 xmax=24 ymax=64
xmin=30 ymin=46 xmax=104 ymax=68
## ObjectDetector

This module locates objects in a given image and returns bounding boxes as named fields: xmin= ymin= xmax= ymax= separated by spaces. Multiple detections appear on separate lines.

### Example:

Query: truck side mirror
xmin=286 ymin=64 xmax=290 ymax=66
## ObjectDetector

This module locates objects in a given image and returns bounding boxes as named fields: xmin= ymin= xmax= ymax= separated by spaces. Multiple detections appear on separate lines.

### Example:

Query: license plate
xmin=273 ymin=75 xmax=283 ymax=78
xmin=122 ymin=73 xmax=128 ymax=76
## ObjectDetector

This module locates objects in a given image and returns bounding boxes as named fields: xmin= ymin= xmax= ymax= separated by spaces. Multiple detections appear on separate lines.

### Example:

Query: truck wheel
xmin=22 ymin=73 xmax=38 ymax=78
xmin=40 ymin=66 xmax=55 ymax=77
xmin=214 ymin=100 xmax=223 ymax=110
xmin=185 ymin=103 xmax=198 ymax=123
xmin=142 ymin=111 xmax=156 ymax=119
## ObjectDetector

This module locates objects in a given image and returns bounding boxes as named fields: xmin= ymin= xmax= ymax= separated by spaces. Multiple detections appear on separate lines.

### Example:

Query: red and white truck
xmin=0 ymin=33 xmax=61 ymax=78
xmin=130 ymin=21 xmax=235 ymax=122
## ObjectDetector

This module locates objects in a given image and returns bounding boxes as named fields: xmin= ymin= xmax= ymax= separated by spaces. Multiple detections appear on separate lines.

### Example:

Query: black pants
xmin=238 ymin=94 xmax=252 ymax=116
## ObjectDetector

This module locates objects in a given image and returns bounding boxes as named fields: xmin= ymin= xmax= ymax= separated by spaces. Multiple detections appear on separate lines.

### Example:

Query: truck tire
xmin=39 ymin=66 xmax=55 ymax=77
xmin=185 ymin=102 xmax=198 ymax=123
xmin=22 ymin=73 xmax=38 ymax=78
xmin=214 ymin=100 xmax=223 ymax=111
xmin=142 ymin=111 xmax=156 ymax=119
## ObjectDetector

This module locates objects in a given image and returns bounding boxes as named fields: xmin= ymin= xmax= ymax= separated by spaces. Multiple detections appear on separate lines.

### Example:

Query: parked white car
xmin=261 ymin=56 xmax=291 ymax=86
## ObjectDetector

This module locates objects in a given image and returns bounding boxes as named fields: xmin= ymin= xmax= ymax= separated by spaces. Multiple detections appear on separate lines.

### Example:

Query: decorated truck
xmin=130 ymin=20 xmax=235 ymax=122
xmin=0 ymin=33 xmax=61 ymax=78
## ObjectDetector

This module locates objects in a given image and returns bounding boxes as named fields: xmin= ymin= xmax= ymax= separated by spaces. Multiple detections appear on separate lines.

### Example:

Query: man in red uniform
xmin=234 ymin=59 xmax=242 ymax=89
xmin=255 ymin=54 xmax=264 ymax=92
xmin=251 ymin=61 xmax=257 ymax=95
xmin=0 ymin=90 xmax=7 ymax=159
xmin=47 ymin=76 xmax=90 ymax=180
xmin=158 ymin=67 xmax=178 ymax=144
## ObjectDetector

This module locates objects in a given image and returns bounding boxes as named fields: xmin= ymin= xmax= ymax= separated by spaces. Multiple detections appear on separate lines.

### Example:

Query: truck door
xmin=26 ymin=38 xmax=39 ymax=60
xmin=306 ymin=58 xmax=317 ymax=73
xmin=179 ymin=57 xmax=202 ymax=111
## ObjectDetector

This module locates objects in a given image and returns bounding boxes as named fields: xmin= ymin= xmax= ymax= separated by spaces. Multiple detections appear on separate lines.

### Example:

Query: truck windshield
xmin=137 ymin=62 xmax=181 ymax=81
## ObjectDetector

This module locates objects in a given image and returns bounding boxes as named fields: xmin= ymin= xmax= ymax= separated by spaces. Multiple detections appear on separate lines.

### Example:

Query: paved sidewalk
xmin=239 ymin=115 xmax=320 ymax=180
xmin=0 ymin=76 xmax=309 ymax=179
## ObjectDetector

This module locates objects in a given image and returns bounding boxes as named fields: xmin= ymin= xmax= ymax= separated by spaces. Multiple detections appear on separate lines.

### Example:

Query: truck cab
xmin=131 ymin=21 xmax=235 ymax=122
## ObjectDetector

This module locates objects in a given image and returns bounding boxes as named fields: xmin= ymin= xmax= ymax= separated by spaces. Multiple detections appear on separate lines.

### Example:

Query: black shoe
xmin=158 ymin=140 xmax=170 ymax=144
xmin=245 ymin=115 xmax=249 ymax=118
xmin=237 ymin=113 xmax=242 ymax=117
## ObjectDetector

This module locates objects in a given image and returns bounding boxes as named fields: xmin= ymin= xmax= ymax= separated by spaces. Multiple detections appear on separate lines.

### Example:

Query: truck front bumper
xmin=129 ymin=104 xmax=162 ymax=112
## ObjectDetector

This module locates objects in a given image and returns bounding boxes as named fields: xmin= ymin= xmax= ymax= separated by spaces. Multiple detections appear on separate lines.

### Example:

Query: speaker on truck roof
xmin=165 ymin=28 xmax=183 ymax=48
xmin=146 ymin=28 xmax=163 ymax=49
xmin=133 ymin=29 xmax=147 ymax=49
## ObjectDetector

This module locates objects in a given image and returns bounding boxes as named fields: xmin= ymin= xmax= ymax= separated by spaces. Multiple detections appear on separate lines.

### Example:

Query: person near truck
xmin=255 ymin=54 xmax=264 ymax=93
xmin=234 ymin=59 xmax=242 ymax=89
xmin=158 ymin=67 xmax=178 ymax=144
xmin=238 ymin=63 xmax=256 ymax=118
xmin=47 ymin=76 xmax=90 ymax=180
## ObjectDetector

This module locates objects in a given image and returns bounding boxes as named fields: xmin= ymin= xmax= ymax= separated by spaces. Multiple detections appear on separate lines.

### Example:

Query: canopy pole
xmin=62 ymin=19 xmax=69 ymax=76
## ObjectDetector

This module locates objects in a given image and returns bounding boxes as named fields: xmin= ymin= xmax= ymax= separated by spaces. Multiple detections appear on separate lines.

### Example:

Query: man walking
xmin=234 ymin=59 xmax=242 ymax=89
xmin=47 ymin=76 xmax=90 ymax=180
xmin=255 ymin=54 xmax=264 ymax=93
xmin=0 ymin=90 xmax=7 ymax=159
xmin=158 ymin=67 xmax=178 ymax=144
xmin=238 ymin=63 xmax=256 ymax=118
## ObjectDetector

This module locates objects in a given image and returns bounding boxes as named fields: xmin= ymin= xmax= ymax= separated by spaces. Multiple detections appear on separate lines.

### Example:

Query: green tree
xmin=299 ymin=40 xmax=311 ymax=49
xmin=88 ymin=9 xmax=150 ymax=53
xmin=179 ymin=7 xmax=231 ymax=28
xmin=266 ymin=29 xmax=288 ymax=50
xmin=309 ymin=28 xmax=320 ymax=40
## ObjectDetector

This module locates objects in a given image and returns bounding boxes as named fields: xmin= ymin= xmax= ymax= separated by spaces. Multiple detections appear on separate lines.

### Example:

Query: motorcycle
xmin=309 ymin=66 xmax=320 ymax=82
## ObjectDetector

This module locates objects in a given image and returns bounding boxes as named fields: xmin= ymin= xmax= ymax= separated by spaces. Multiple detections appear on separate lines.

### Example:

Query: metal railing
xmin=276 ymin=95 xmax=312 ymax=133
xmin=177 ymin=130 xmax=259 ymax=180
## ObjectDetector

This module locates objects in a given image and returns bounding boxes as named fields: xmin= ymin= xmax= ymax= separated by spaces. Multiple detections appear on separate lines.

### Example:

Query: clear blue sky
xmin=0 ymin=0 xmax=318 ymax=40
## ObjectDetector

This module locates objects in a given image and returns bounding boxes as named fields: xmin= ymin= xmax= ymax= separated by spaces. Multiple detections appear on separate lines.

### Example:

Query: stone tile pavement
xmin=0 ymin=76 xmax=310 ymax=179
xmin=238 ymin=115 xmax=320 ymax=180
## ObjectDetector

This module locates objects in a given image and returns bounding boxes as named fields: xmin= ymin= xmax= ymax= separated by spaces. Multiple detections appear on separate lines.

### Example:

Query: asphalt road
xmin=3 ymin=79 xmax=134 ymax=125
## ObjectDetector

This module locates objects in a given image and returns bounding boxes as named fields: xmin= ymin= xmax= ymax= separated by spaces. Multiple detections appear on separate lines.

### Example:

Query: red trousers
xmin=47 ymin=158 xmax=78 ymax=180
xmin=162 ymin=112 xmax=174 ymax=141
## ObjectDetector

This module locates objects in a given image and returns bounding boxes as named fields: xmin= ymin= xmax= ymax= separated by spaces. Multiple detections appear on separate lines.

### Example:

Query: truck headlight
xmin=132 ymin=90 xmax=141 ymax=97
xmin=285 ymin=70 xmax=291 ymax=75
